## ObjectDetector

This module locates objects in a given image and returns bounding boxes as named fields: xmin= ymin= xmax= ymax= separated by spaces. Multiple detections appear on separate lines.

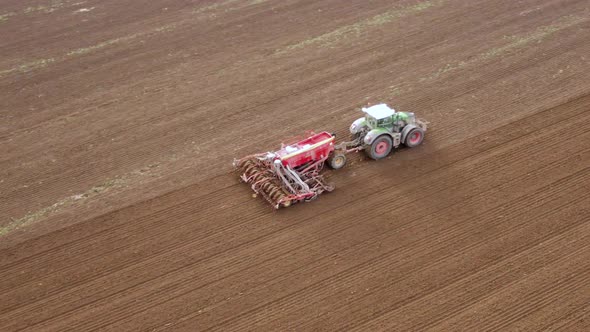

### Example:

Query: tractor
xmin=234 ymin=103 xmax=428 ymax=208
xmin=328 ymin=103 xmax=428 ymax=169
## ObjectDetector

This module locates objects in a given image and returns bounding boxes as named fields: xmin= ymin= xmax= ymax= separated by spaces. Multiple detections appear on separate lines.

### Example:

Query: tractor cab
xmin=362 ymin=104 xmax=396 ymax=130
xmin=362 ymin=103 xmax=414 ymax=132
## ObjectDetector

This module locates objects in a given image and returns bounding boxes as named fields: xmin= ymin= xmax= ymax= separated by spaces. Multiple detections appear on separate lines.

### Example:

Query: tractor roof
xmin=362 ymin=103 xmax=395 ymax=119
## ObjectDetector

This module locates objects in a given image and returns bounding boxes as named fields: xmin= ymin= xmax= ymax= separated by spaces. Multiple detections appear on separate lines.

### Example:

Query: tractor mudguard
xmin=349 ymin=117 xmax=367 ymax=134
xmin=363 ymin=128 xmax=392 ymax=145
xmin=401 ymin=124 xmax=418 ymax=143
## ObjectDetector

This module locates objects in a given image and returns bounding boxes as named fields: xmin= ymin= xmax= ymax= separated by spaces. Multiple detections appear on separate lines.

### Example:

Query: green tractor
xmin=328 ymin=103 xmax=428 ymax=169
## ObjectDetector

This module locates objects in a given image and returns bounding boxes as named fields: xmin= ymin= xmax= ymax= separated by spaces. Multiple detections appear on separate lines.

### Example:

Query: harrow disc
xmin=236 ymin=156 xmax=291 ymax=208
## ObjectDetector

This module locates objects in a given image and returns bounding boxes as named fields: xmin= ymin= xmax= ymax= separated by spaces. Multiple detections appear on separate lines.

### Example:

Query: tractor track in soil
xmin=1 ymin=0 xmax=586 ymax=224
xmin=1 ymin=0 xmax=589 ymax=330
xmin=1 ymin=97 xmax=587 ymax=302
xmin=0 ymin=0 xmax=581 ymax=210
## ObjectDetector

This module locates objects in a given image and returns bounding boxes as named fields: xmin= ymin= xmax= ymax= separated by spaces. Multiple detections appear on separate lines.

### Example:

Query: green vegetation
xmin=193 ymin=0 xmax=241 ymax=14
xmin=422 ymin=15 xmax=584 ymax=82
xmin=0 ymin=58 xmax=56 ymax=76
xmin=276 ymin=0 xmax=445 ymax=55
xmin=67 ymin=34 xmax=140 ymax=56
xmin=0 ymin=12 xmax=16 ymax=22
xmin=1 ymin=178 xmax=124 ymax=237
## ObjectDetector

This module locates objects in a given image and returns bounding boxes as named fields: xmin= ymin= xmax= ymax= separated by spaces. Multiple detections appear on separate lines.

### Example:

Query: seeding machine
xmin=233 ymin=104 xmax=428 ymax=208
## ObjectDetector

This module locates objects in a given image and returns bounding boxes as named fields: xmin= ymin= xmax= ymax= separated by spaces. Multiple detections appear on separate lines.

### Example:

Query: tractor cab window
xmin=366 ymin=115 xmax=378 ymax=128
xmin=377 ymin=117 xmax=391 ymax=126
xmin=379 ymin=117 xmax=392 ymax=126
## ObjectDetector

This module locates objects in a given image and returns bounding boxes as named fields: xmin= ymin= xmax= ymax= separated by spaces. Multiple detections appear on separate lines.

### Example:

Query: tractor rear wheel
xmin=328 ymin=153 xmax=347 ymax=170
xmin=405 ymin=127 xmax=425 ymax=147
xmin=367 ymin=135 xmax=393 ymax=160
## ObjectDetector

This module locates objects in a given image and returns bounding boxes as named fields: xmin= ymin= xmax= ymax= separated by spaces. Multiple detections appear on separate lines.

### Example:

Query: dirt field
xmin=1 ymin=0 xmax=589 ymax=330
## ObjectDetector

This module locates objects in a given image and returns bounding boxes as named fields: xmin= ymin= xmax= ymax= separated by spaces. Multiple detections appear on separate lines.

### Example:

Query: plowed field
xmin=1 ymin=0 xmax=589 ymax=330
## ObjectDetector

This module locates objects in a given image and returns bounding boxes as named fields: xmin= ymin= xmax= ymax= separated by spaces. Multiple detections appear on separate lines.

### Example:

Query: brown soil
xmin=1 ymin=0 xmax=589 ymax=330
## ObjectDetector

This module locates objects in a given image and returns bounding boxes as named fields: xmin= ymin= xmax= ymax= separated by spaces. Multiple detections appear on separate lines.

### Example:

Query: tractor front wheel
xmin=367 ymin=135 xmax=393 ymax=160
xmin=328 ymin=153 xmax=347 ymax=170
xmin=405 ymin=127 xmax=425 ymax=148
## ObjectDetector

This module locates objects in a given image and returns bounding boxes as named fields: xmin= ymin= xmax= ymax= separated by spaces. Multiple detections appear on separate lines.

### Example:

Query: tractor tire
xmin=328 ymin=153 xmax=347 ymax=170
xmin=367 ymin=135 xmax=393 ymax=160
xmin=405 ymin=127 xmax=425 ymax=148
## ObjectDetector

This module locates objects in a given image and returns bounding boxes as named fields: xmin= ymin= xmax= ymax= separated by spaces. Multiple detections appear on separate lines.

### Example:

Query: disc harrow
xmin=233 ymin=131 xmax=336 ymax=209
xmin=235 ymin=155 xmax=291 ymax=208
